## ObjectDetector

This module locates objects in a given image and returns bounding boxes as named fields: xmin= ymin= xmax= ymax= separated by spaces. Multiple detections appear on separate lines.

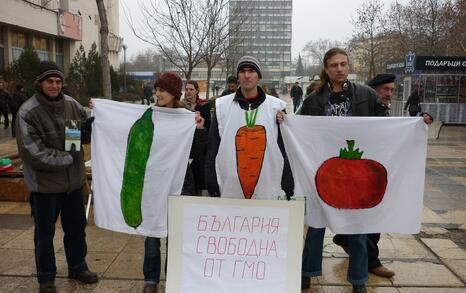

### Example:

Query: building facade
xmin=386 ymin=53 xmax=466 ymax=124
xmin=0 ymin=0 xmax=121 ymax=74
xmin=229 ymin=0 xmax=292 ymax=82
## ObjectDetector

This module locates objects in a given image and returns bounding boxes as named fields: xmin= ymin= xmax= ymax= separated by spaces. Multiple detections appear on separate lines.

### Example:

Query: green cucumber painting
xmin=120 ymin=108 xmax=154 ymax=228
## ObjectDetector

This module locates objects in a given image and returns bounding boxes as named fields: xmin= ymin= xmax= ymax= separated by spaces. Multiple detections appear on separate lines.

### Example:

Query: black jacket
xmin=404 ymin=90 xmax=421 ymax=112
xmin=0 ymin=90 xmax=9 ymax=109
xmin=9 ymin=91 xmax=28 ymax=114
xmin=182 ymin=128 xmax=208 ymax=195
xmin=204 ymin=87 xmax=294 ymax=196
xmin=290 ymin=85 xmax=303 ymax=99
xmin=301 ymin=82 xmax=385 ymax=117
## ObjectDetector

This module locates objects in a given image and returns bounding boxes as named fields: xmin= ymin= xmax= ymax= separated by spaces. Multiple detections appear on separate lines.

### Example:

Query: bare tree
xmin=383 ymin=0 xmax=462 ymax=57
xmin=200 ymin=0 xmax=247 ymax=99
xmin=126 ymin=0 xmax=210 ymax=80
xmin=301 ymin=38 xmax=343 ymax=65
xmin=96 ymin=0 xmax=112 ymax=98
xmin=352 ymin=0 xmax=384 ymax=80
xmin=125 ymin=49 xmax=162 ymax=72
xmin=442 ymin=0 xmax=466 ymax=54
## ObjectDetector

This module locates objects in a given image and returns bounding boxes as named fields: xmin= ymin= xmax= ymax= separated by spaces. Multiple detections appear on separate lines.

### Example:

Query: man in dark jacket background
xmin=9 ymin=84 xmax=28 ymax=137
xmin=290 ymin=81 xmax=303 ymax=113
xmin=220 ymin=75 xmax=238 ymax=97
xmin=15 ymin=61 xmax=97 ymax=293
xmin=0 ymin=77 xmax=10 ymax=129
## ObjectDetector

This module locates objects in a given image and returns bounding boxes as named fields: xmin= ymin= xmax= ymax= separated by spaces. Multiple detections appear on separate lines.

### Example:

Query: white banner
xmin=167 ymin=197 xmax=304 ymax=293
xmin=91 ymin=99 xmax=195 ymax=237
xmin=281 ymin=116 xmax=427 ymax=234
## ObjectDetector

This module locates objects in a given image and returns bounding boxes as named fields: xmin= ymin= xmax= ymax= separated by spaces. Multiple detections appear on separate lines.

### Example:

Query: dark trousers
xmin=143 ymin=237 xmax=168 ymax=284
xmin=334 ymin=233 xmax=382 ymax=269
xmin=11 ymin=112 xmax=17 ymax=137
xmin=303 ymin=228 xmax=368 ymax=285
xmin=293 ymin=97 xmax=301 ymax=113
xmin=0 ymin=107 xmax=8 ymax=128
xmin=30 ymin=188 xmax=89 ymax=283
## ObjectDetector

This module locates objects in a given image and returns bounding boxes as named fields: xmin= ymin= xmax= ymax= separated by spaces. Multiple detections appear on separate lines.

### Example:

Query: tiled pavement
xmin=0 ymin=117 xmax=465 ymax=292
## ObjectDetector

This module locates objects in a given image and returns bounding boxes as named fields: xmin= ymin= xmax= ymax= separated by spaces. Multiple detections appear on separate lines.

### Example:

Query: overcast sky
xmin=119 ymin=0 xmax=407 ymax=61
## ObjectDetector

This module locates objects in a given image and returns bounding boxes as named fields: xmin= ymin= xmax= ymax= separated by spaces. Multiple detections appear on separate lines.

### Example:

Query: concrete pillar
xmin=50 ymin=37 xmax=56 ymax=62
xmin=4 ymin=27 xmax=12 ymax=66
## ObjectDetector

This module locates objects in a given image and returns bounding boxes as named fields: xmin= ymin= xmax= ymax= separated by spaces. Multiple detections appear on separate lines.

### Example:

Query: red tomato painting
xmin=315 ymin=140 xmax=387 ymax=209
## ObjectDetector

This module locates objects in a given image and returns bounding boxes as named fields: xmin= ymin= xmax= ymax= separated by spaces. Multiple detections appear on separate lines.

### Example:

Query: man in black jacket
xmin=205 ymin=56 xmax=294 ymax=199
xmin=299 ymin=48 xmax=386 ymax=293
xmin=290 ymin=81 xmax=303 ymax=113
xmin=220 ymin=75 xmax=238 ymax=97
xmin=9 ymin=84 xmax=28 ymax=137
xmin=0 ymin=78 xmax=9 ymax=129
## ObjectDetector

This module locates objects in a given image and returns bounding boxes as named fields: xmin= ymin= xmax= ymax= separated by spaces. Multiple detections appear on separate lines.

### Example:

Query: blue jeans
xmin=30 ymin=188 xmax=89 ymax=283
xmin=302 ymin=227 xmax=368 ymax=285
xmin=293 ymin=97 xmax=301 ymax=113
xmin=143 ymin=237 xmax=161 ymax=284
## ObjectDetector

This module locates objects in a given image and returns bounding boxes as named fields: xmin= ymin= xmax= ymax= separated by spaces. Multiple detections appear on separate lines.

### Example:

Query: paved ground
xmin=0 ymin=102 xmax=465 ymax=292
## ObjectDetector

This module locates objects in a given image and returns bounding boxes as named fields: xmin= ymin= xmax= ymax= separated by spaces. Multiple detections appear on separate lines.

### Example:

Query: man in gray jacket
xmin=16 ymin=61 xmax=97 ymax=293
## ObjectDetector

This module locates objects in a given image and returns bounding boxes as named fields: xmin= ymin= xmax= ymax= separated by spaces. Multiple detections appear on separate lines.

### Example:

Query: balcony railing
xmin=23 ymin=0 xmax=60 ymax=11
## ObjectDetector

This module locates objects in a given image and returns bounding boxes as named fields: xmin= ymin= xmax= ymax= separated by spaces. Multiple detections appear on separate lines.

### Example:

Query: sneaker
xmin=352 ymin=284 xmax=367 ymax=293
xmin=143 ymin=283 xmax=158 ymax=293
xmin=69 ymin=270 xmax=99 ymax=284
xmin=39 ymin=281 xmax=57 ymax=293
xmin=369 ymin=265 xmax=395 ymax=278
xmin=301 ymin=276 xmax=310 ymax=289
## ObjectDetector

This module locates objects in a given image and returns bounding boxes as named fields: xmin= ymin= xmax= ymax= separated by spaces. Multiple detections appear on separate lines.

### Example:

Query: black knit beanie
xmin=35 ymin=61 xmax=65 ymax=84
xmin=236 ymin=56 xmax=262 ymax=79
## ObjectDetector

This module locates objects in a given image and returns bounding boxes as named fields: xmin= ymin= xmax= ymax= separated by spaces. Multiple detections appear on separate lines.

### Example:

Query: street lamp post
xmin=122 ymin=44 xmax=127 ymax=92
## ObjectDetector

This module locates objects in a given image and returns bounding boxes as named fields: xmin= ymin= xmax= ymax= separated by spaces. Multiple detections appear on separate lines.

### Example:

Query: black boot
xmin=39 ymin=281 xmax=57 ymax=293
xmin=69 ymin=270 xmax=99 ymax=284
xmin=352 ymin=284 xmax=367 ymax=293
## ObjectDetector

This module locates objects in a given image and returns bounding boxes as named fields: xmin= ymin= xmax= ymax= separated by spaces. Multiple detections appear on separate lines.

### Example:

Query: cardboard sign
xmin=167 ymin=197 xmax=304 ymax=293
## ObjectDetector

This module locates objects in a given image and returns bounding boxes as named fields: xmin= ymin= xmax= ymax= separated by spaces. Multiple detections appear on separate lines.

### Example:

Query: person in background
xmin=270 ymin=86 xmax=280 ymax=98
xmin=404 ymin=83 xmax=423 ymax=116
xmin=15 ymin=61 xmax=98 ymax=293
xmin=143 ymin=83 xmax=152 ymax=105
xmin=9 ymin=84 xmax=28 ymax=137
xmin=182 ymin=80 xmax=211 ymax=194
xmin=0 ymin=78 xmax=10 ymax=129
xmin=220 ymin=75 xmax=238 ymax=97
xmin=290 ymin=81 xmax=303 ymax=113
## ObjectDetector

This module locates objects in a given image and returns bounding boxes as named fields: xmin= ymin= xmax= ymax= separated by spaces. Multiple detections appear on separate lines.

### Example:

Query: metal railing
xmin=23 ymin=0 xmax=60 ymax=11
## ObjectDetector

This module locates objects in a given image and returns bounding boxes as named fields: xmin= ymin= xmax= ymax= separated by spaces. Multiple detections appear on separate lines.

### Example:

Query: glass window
xmin=34 ymin=36 xmax=48 ymax=51
xmin=11 ymin=31 xmax=27 ymax=48
xmin=33 ymin=36 xmax=50 ymax=61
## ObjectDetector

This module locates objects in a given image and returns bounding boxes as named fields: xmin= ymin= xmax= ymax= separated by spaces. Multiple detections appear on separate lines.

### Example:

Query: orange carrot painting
xmin=235 ymin=107 xmax=266 ymax=199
